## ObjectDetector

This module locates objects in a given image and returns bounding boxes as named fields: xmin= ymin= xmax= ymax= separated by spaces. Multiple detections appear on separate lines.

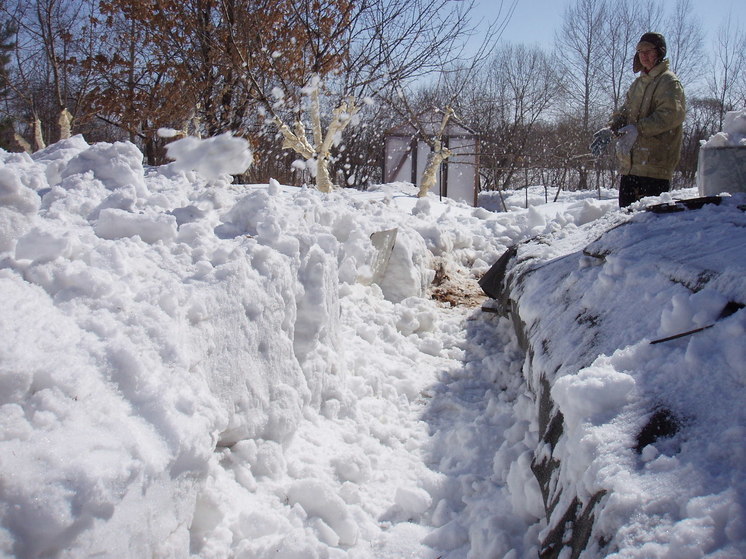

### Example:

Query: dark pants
xmin=619 ymin=175 xmax=670 ymax=208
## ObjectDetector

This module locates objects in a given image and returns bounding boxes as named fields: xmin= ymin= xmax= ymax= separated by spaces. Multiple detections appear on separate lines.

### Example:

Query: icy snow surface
xmin=0 ymin=125 xmax=744 ymax=559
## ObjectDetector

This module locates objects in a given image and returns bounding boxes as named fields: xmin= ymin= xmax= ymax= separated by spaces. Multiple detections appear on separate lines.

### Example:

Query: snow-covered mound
xmin=700 ymin=110 xmax=746 ymax=148
xmin=494 ymin=195 xmax=746 ymax=558
xmin=0 ymin=135 xmax=561 ymax=558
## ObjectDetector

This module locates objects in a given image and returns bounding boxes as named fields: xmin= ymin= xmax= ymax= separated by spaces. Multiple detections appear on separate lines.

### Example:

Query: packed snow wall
xmin=4 ymin=133 xmax=508 ymax=558
xmin=482 ymin=196 xmax=746 ymax=558
xmin=0 ymin=136 xmax=439 ymax=557
xmin=0 ymin=136 xmax=350 ymax=556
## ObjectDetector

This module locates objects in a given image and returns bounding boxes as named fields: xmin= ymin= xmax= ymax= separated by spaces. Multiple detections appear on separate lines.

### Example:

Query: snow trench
xmin=2 ymin=136 xmax=543 ymax=558
xmin=3 ymin=133 xmax=745 ymax=558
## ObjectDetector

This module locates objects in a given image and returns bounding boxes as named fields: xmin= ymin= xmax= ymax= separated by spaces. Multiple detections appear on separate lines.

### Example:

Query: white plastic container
xmin=697 ymin=146 xmax=746 ymax=196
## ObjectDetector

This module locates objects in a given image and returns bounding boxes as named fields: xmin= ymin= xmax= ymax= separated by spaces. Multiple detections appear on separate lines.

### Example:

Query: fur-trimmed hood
xmin=633 ymin=32 xmax=667 ymax=73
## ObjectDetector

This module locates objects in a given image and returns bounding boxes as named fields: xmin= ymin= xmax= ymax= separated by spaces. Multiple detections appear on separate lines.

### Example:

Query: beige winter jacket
xmin=609 ymin=60 xmax=686 ymax=180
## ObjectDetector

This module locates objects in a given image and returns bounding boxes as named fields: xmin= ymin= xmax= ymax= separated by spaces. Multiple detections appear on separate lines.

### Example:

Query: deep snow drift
xmin=0 ymin=116 xmax=744 ymax=559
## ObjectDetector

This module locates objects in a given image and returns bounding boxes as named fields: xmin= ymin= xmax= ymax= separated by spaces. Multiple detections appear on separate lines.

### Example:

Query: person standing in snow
xmin=590 ymin=32 xmax=686 ymax=208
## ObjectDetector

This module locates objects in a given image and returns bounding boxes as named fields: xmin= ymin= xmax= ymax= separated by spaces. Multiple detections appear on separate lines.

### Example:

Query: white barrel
xmin=697 ymin=146 xmax=746 ymax=196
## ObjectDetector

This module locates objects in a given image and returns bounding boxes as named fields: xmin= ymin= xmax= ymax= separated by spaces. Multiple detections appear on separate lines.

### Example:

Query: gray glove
xmin=615 ymin=124 xmax=638 ymax=155
xmin=590 ymin=127 xmax=613 ymax=156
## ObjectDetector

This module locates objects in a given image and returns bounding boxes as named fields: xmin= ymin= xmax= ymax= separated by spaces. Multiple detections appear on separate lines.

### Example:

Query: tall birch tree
xmin=708 ymin=17 xmax=745 ymax=128
xmin=664 ymin=0 xmax=704 ymax=89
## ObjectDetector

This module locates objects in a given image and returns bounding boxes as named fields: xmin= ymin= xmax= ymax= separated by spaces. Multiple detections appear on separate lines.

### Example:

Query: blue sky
xmin=472 ymin=0 xmax=745 ymax=51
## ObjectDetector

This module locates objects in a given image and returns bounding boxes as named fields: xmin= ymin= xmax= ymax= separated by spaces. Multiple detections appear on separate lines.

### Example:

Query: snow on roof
xmin=385 ymin=113 xmax=477 ymax=138
xmin=497 ymin=194 xmax=746 ymax=557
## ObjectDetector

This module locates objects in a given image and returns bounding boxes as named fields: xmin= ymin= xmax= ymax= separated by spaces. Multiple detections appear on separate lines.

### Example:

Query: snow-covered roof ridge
xmin=491 ymin=194 xmax=746 ymax=557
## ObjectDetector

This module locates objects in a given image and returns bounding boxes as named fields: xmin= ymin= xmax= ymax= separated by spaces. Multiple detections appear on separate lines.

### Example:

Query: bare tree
xmin=664 ymin=0 xmax=704 ymax=90
xmin=374 ymin=1 xmax=517 ymax=197
xmin=555 ymin=0 xmax=608 ymax=133
xmin=600 ymin=0 xmax=647 ymax=111
xmin=679 ymin=96 xmax=721 ymax=182
xmin=634 ymin=0 xmax=664 ymax=35
xmin=554 ymin=0 xmax=608 ymax=190
xmin=708 ymin=16 xmax=746 ymax=129
xmin=227 ymin=0 xmax=508 ymax=193
xmin=234 ymin=0 xmax=376 ymax=193
xmin=96 ymin=0 xmax=261 ymax=138
xmin=464 ymin=43 xmax=558 ymax=192
xmin=80 ymin=0 xmax=198 ymax=163
xmin=2 ymin=0 xmax=99 ymax=147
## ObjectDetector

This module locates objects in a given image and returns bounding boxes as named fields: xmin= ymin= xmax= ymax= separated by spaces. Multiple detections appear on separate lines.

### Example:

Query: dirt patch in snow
xmin=429 ymin=260 xmax=487 ymax=308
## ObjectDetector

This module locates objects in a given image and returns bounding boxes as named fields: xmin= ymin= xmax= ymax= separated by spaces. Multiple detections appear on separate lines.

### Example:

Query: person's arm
xmin=608 ymin=107 xmax=628 ymax=132
xmin=608 ymin=88 xmax=631 ymax=132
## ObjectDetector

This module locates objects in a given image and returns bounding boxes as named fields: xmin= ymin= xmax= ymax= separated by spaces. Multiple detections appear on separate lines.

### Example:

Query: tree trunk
xmin=58 ymin=108 xmax=73 ymax=140
xmin=13 ymin=133 xmax=33 ymax=153
xmin=33 ymin=118 xmax=46 ymax=151
xmin=275 ymin=79 xmax=360 ymax=193
xmin=418 ymin=146 xmax=451 ymax=198
xmin=417 ymin=107 xmax=454 ymax=198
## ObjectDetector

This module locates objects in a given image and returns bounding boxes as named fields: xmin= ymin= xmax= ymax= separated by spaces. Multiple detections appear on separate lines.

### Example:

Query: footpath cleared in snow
xmin=193 ymin=280 xmax=539 ymax=558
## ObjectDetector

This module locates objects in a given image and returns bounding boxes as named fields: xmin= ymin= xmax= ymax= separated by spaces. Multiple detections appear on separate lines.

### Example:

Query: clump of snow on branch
xmin=166 ymin=132 xmax=253 ymax=180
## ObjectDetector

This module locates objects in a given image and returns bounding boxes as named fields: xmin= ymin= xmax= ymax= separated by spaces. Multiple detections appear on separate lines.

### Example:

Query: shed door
xmin=446 ymin=136 xmax=477 ymax=205
xmin=384 ymin=136 xmax=412 ymax=183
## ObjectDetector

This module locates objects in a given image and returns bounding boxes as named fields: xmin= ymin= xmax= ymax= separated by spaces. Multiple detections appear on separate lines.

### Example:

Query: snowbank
xmin=496 ymin=194 xmax=746 ymax=558
xmin=700 ymin=110 xmax=746 ymax=148
xmin=2 ymin=135 xmax=543 ymax=558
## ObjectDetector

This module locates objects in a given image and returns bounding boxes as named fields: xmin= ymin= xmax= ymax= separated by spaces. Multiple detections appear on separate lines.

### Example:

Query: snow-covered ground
xmin=1 ymin=112 xmax=744 ymax=559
